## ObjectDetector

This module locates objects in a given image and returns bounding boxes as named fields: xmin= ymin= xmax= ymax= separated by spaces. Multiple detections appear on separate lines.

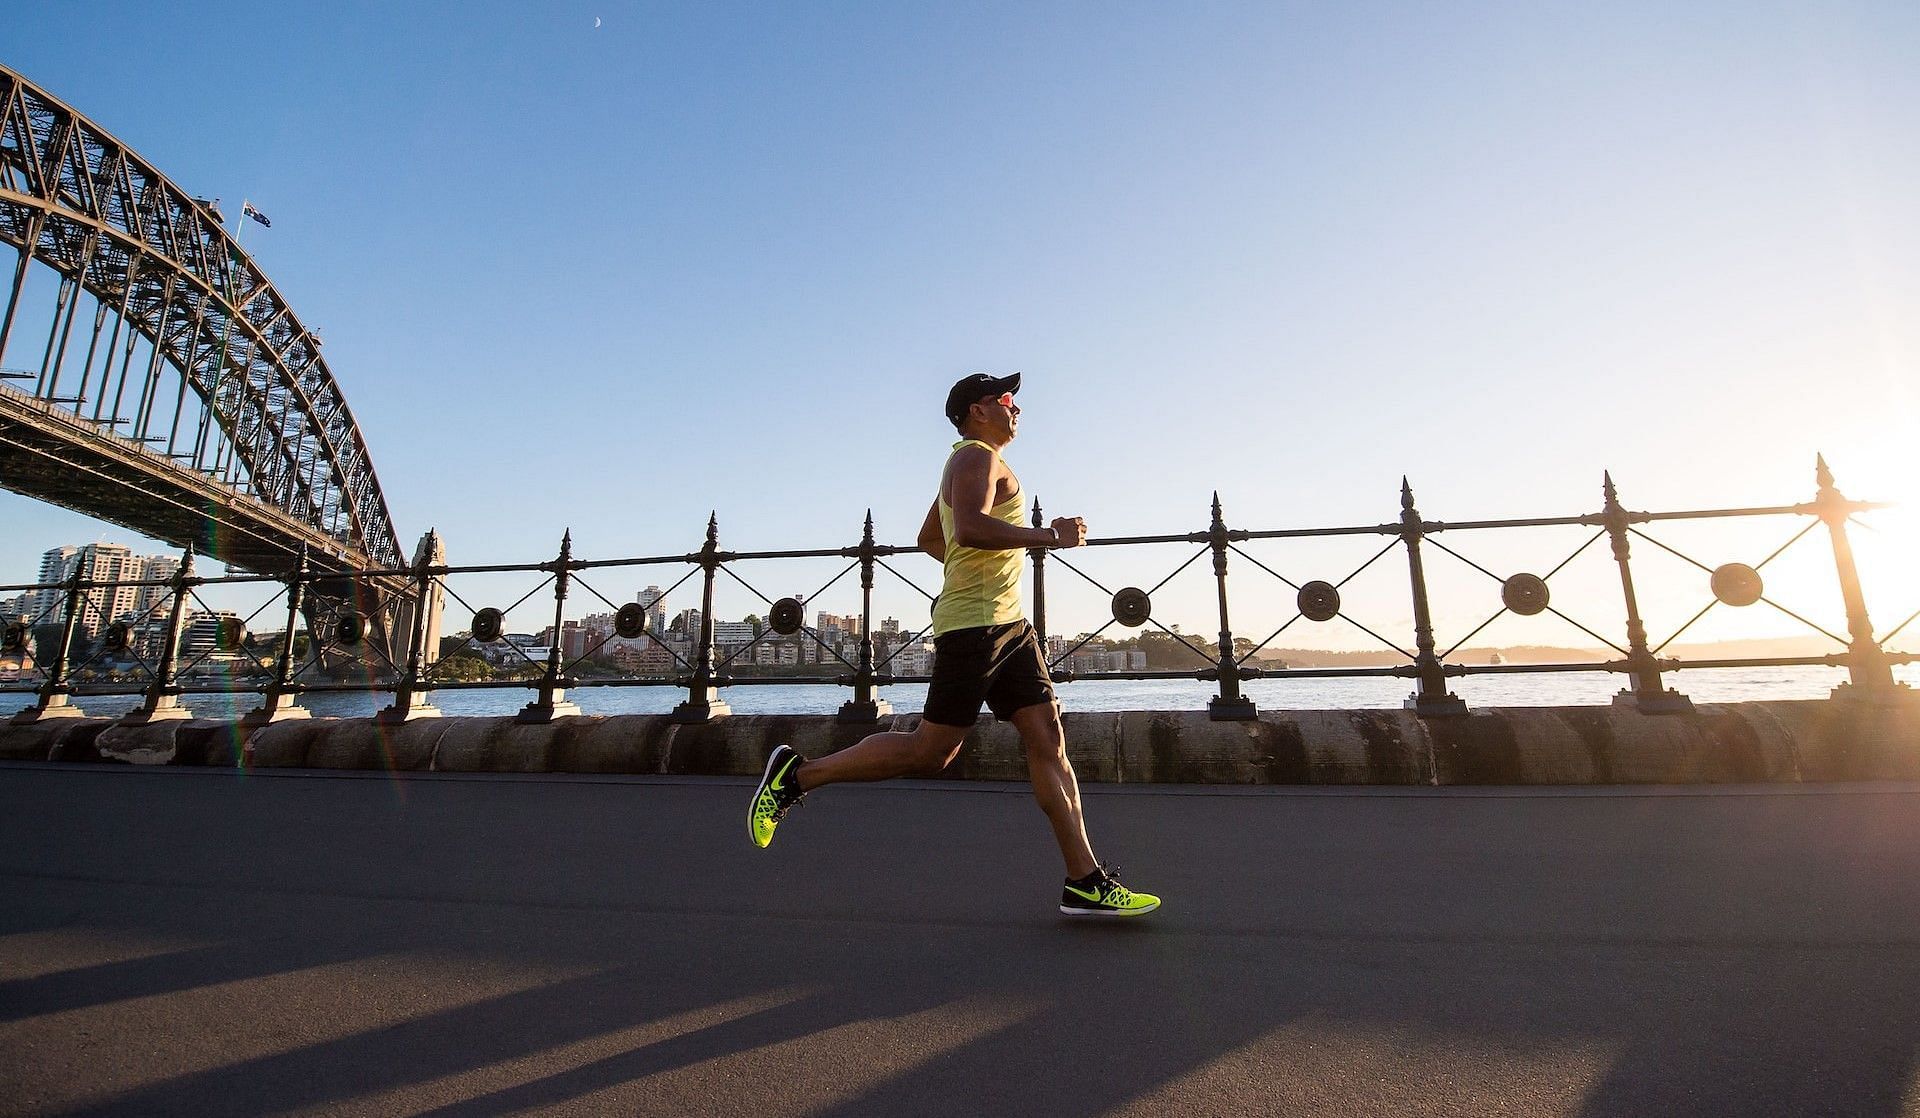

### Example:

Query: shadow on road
xmin=2 ymin=768 xmax=1918 ymax=1116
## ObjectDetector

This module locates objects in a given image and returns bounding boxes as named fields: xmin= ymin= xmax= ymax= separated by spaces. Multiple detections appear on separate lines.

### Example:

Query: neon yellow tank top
xmin=931 ymin=439 xmax=1026 ymax=636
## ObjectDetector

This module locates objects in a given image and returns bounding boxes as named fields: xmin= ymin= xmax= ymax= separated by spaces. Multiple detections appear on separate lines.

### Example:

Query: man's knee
xmin=909 ymin=723 xmax=967 ymax=774
xmin=1008 ymin=699 xmax=1061 ymax=733
xmin=1019 ymin=717 xmax=1066 ymax=759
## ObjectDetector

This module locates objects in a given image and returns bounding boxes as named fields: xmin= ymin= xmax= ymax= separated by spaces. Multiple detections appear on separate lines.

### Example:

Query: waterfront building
xmin=179 ymin=610 xmax=243 ymax=661
xmin=484 ymin=633 xmax=547 ymax=668
xmin=712 ymin=621 xmax=755 ymax=646
xmin=889 ymin=642 xmax=934 ymax=675
xmin=609 ymin=641 xmax=675 ymax=676
xmin=816 ymin=611 xmax=860 ymax=639
xmin=635 ymin=587 xmax=668 ymax=634
xmin=558 ymin=620 xmax=591 ymax=661
xmin=579 ymin=611 xmax=616 ymax=651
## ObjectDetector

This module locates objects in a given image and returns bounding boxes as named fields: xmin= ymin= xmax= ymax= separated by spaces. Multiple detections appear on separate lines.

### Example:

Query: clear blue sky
xmin=5 ymin=2 xmax=1918 ymax=648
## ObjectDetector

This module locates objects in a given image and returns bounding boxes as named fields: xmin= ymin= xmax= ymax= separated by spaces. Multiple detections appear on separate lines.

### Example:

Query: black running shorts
xmin=922 ymin=620 xmax=1057 ymax=727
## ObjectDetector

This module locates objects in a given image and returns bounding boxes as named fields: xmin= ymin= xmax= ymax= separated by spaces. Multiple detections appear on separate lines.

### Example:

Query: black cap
xmin=944 ymin=371 xmax=1021 ymax=427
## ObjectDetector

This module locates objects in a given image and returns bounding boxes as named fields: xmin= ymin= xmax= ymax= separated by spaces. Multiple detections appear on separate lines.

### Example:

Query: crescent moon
xmin=594 ymin=16 xmax=601 ymax=27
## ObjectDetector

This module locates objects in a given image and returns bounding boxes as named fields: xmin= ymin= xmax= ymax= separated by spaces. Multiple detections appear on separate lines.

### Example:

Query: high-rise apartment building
xmin=31 ymin=546 xmax=80 ymax=625
xmin=635 ymin=586 xmax=668 ymax=634
xmin=31 ymin=545 xmax=189 ymax=640
xmin=138 ymin=555 xmax=179 ymax=618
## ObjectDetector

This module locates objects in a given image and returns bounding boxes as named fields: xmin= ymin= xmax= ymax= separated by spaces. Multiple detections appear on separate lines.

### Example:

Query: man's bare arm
xmin=918 ymin=500 xmax=945 ymax=562
xmin=945 ymin=446 xmax=1084 ymax=550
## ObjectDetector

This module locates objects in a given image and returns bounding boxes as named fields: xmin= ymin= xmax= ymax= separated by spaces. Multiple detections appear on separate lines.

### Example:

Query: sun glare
xmin=1845 ymin=436 xmax=1920 ymax=552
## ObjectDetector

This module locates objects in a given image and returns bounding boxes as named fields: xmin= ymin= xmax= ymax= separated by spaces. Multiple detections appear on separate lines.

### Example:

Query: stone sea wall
xmin=4 ymin=700 xmax=1918 ymax=784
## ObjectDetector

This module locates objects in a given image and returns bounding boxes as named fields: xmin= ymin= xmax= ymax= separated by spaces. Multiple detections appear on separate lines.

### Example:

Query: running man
xmin=747 ymin=372 xmax=1159 ymax=918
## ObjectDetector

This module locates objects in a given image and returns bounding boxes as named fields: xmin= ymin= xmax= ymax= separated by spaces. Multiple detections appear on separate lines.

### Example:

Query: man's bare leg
xmin=794 ymin=719 xmax=971 ymax=791
xmin=1008 ymin=702 xmax=1098 ymax=879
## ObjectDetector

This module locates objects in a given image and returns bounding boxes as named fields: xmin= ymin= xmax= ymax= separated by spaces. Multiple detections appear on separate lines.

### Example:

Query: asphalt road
xmin=3 ymin=762 xmax=1919 ymax=1117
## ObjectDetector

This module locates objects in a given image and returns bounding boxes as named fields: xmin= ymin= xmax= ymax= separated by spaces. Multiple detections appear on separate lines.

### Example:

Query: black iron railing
xmin=4 ymin=457 xmax=1916 ymax=725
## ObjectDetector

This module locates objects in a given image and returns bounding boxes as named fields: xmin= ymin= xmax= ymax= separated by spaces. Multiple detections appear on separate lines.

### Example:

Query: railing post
xmin=1812 ymin=455 xmax=1908 ymax=703
xmin=11 ymin=565 xmax=88 ymax=723
xmin=838 ymin=511 xmax=893 ymax=724
xmin=521 ymin=530 xmax=583 ymax=722
xmin=241 ymin=545 xmax=312 ymax=726
xmin=1206 ymin=492 xmax=1257 ymax=720
xmin=1601 ymin=472 xmax=1693 ymax=714
xmin=673 ymin=513 xmax=731 ymax=722
xmin=377 ymin=543 xmax=444 ymax=723
xmin=1400 ymin=478 xmax=1468 ymax=717
xmin=1029 ymin=496 xmax=1055 ymax=680
xmin=120 ymin=548 xmax=195 ymax=725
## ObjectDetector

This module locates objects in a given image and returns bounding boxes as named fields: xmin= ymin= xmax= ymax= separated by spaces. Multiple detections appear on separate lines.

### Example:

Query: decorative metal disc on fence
xmin=334 ymin=610 xmax=369 ymax=647
xmin=1501 ymin=573 xmax=1551 ymax=616
xmin=470 ymin=607 xmax=505 ymax=643
xmin=614 ymin=603 xmax=648 ymax=639
xmin=1710 ymin=563 xmax=1764 ymax=608
xmin=3 ymin=621 xmax=28 ymax=654
xmin=768 ymin=597 xmax=806 ymax=636
xmin=102 ymin=622 xmax=131 ymax=654
xmin=1296 ymin=581 xmax=1341 ymax=623
xmin=1111 ymin=587 xmax=1152 ymax=628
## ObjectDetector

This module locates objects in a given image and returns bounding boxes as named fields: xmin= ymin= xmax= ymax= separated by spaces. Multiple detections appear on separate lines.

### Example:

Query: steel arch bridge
xmin=0 ymin=63 xmax=403 ymax=575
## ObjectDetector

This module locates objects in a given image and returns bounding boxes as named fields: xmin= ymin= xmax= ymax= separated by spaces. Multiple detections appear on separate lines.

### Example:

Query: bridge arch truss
xmin=0 ymin=63 xmax=402 ymax=572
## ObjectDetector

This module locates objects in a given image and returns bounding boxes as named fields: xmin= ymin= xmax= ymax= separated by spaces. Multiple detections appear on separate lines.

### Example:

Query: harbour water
xmin=8 ymin=663 xmax=1917 ymax=721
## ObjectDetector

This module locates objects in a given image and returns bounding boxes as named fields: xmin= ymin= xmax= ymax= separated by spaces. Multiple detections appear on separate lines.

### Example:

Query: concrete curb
xmin=4 ymin=699 xmax=1916 ymax=784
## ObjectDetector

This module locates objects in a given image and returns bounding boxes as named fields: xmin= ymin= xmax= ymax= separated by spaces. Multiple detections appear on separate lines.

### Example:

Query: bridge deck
xmin=0 ymin=382 xmax=374 ymax=576
xmin=3 ymin=765 xmax=1919 ymax=1116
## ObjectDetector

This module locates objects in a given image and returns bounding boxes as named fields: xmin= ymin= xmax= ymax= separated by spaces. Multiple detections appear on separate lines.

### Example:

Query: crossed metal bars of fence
xmin=6 ymin=456 xmax=1916 ymax=727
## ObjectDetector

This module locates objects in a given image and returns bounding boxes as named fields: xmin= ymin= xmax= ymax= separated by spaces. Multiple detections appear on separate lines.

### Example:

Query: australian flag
xmin=242 ymin=201 xmax=271 ymax=228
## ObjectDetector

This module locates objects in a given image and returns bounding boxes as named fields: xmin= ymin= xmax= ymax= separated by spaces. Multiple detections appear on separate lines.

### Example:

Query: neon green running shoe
xmin=748 ymin=745 xmax=806 ymax=848
xmin=1060 ymin=865 xmax=1160 ymax=917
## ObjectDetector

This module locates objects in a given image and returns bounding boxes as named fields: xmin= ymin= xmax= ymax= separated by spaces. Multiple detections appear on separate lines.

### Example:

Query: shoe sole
xmin=1059 ymin=900 xmax=1160 ymax=917
xmin=747 ymin=746 xmax=791 ymax=848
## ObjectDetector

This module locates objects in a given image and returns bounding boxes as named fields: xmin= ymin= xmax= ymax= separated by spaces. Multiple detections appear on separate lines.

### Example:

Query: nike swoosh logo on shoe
xmin=1064 ymin=884 xmax=1104 ymax=903
xmin=770 ymin=758 xmax=793 ymax=792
